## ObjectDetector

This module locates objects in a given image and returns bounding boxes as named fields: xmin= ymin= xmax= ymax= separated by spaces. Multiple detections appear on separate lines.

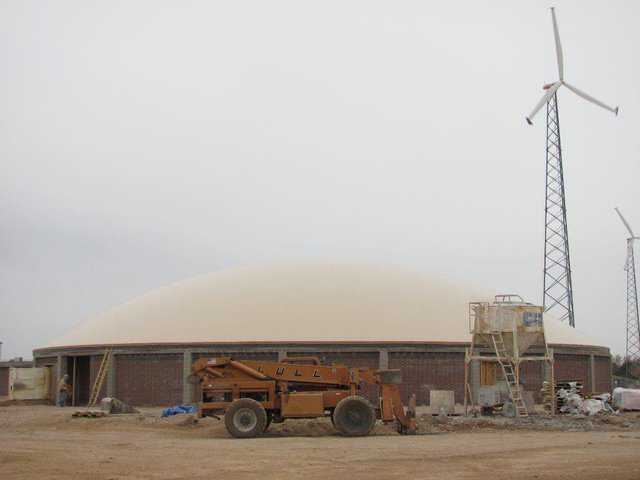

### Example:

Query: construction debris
xmin=553 ymin=382 xmax=614 ymax=416
xmin=430 ymin=391 xmax=455 ymax=416
xmin=581 ymin=399 xmax=609 ymax=416
xmin=72 ymin=410 xmax=107 ymax=418
xmin=100 ymin=397 xmax=139 ymax=414
xmin=541 ymin=381 xmax=554 ymax=414
xmin=164 ymin=413 xmax=199 ymax=426
xmin=161 ymin=404 xmax=198 ymax=417
xmin=613 ymin=388 xmax=640 ymax=411
xmin=555 ymin=381 xmax=584 ymax=414
xmin=557 ymin=388 xmax=583 ymax=414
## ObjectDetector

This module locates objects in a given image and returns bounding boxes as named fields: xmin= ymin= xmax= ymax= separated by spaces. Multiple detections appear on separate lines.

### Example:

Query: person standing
xmin=56 ymin=374 xmax=71 ymax=407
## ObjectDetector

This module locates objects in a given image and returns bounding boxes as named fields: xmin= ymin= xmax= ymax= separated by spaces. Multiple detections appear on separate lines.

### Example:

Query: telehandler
xmin=191 ymin=356 xmax=417 ymax=438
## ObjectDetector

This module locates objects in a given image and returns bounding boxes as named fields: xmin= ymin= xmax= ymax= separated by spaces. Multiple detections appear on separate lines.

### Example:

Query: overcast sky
xmin=1 ymin=1 xmax=638 ymax=359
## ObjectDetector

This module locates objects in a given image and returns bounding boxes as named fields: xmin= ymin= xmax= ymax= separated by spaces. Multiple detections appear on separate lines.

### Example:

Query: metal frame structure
xmin=527 ymin=8 xmax=620 ymax=329
xmin=543 ymin=92 xmax=575 ymax=327
xmin=624 ymin=238 xmax=640 ymax=371
xmin=464 ymin=296 xmax=555 ymax=417
xmin=615 ymin=208 xmax=640 ymax=373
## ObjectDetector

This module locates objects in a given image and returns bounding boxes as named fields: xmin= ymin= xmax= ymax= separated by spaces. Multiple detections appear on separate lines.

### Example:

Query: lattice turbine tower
xmin=615 ymin=208 xmax=640 ymax=370
xmin=526 ymin=7 xmax=619 ymax=327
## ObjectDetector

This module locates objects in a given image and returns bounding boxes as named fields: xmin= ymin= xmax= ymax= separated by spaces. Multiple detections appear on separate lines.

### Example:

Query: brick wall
xmin=89 ymin=355 xmax=109 ymax=402
xmin=116 ymin=354 xmax=182 ymax=406
xmin=0 ymin=367 xmax=8 ymax=397
xmin=520 ymin=361 xmax=544 ymax=402
xmin=194 ymin=352 xmax=278 ymax=362
xmin=35 ymin=357 xmax=58 ymax=399
xmin=555 ymin=354 xmax=590 ymax=390
xmin=389 ymin=352 xmax=465 ymax=405
xmin=32 ymin=348 xmax=612 ymax=407
xmin=594 ymin=356 xmax=612 ymax=393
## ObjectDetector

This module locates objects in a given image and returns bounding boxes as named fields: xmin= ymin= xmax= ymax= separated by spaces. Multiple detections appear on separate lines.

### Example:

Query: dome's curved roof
xmin=45 ymin=263 xmax=605 ymax=349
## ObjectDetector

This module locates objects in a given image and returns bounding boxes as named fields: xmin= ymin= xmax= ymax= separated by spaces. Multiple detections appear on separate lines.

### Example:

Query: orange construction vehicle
xmin=191 ymin=356 xmax=417 ymax=438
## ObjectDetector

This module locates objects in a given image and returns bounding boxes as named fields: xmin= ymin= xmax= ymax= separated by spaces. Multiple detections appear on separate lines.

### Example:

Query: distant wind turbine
xmin=615 ymin=207 xmax=640 ymax=374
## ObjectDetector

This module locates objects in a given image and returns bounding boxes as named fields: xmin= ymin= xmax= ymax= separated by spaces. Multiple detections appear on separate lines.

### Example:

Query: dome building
xmin=33 ymin=264 xmax=611 ymax=407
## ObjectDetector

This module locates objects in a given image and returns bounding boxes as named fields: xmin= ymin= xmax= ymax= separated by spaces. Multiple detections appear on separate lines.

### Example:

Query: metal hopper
xmin=465 ymin=294 xmax=554 ymax=418
xmin=469 ymin=294 xmax=546 ymax=357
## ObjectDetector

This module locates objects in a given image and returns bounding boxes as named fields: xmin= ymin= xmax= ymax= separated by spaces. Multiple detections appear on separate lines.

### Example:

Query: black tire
xmin=224 ymin=398 xmax=267 ymax=438
xmin=333 ymin=396 xmax=376 ymax=437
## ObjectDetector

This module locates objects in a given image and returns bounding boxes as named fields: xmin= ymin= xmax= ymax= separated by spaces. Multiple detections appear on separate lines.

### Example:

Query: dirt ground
xmin=2 ymin=405 xmax=640 ymax=480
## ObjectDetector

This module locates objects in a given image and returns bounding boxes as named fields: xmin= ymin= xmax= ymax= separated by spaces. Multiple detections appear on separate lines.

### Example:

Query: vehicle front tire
xmin=224 ymin=398 xmax=268 ymax=438
xmin=333 ymin=395 xmax=376 ymax=437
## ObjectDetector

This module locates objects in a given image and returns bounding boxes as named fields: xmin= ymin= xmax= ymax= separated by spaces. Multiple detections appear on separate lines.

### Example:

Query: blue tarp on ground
xmin=161 ymin=404 xmax=198 ymax=417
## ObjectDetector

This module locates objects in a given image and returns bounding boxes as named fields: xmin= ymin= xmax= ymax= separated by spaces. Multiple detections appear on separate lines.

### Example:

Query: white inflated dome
xmin=46 ymin=264 xmax=604 ymax=348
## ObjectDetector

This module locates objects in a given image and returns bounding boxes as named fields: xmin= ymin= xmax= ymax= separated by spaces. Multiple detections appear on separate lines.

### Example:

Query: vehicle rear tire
xmin=333 ymin=395 xmax=376 ymax=437
xmin=224 ymin=398 xmax=267 ymax=438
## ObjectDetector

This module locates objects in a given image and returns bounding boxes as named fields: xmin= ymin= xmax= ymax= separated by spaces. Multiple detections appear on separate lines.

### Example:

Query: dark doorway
xmin=66 ymin=356 xmax=91 ymax=406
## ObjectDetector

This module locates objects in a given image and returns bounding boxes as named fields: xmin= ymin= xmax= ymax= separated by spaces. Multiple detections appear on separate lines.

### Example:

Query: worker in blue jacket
xmin=56 ymin=374 xmax=70 ymax=407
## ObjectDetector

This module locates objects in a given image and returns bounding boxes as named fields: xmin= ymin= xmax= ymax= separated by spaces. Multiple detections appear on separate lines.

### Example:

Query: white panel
xmin=9 ymin=367 xmax=50 ymax=400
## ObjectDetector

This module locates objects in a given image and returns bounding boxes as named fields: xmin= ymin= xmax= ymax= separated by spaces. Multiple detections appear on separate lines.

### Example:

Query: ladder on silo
xmin=88 ymin=348 xmax=113 ymax=408
xmin=490 ymin=333 xmax=528 ymax=417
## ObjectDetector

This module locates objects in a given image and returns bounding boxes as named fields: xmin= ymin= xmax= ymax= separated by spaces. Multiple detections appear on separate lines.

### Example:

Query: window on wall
xmin=481 ymin=362 xmax=496 ymax=386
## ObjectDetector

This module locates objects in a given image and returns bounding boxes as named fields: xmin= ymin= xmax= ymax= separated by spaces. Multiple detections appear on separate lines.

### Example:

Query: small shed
xmin=0 ymin=360 xmax=35 ymax=399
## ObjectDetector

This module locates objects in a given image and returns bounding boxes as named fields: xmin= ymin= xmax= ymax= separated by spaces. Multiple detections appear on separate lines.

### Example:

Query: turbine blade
xmin=526 ymin=82 xmax=561 ymax=124
xmin=615 ymin=207 xmax=636 ymax=238
xmin=551 ymin=7 xmax=564 ymax=80
xmin=564 ymin=82 xmax=619 ymax=115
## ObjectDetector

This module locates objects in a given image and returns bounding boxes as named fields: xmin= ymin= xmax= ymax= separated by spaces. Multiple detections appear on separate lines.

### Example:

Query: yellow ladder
xmin=88 ymin=348 xmax=113 ymax=408
xmin=490 ymin=333 xmax=528 ymax=417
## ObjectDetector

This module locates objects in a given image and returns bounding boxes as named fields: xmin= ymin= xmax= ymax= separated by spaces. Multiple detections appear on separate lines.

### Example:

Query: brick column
xmin=470 ymin=360 xmax=481 ymax=404
xmin=54 ymin=355 xmax=66 ymax=405
xmin=609 ymin=356 xmax=613 ymax=392
xmin=107 ymin=353 xmax=117 ymax=398
xmin=589 ymin=354 xmax=596 ymax=393
xmin=182 ymin=350 xmax=194 ymax=404
xmin=379 ymin=350 xmax=389 ymax=370
xmin=55 ymin=354 xmax=65 ymax=382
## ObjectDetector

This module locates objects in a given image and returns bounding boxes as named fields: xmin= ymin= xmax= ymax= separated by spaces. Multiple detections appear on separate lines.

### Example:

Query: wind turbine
xmin=526 ymin=7 xmax=619 ymax=327
xmin=615 ymin=207 xmax=640 ymax=375
xmin=526 ymin=8 xmax=619 ymax=125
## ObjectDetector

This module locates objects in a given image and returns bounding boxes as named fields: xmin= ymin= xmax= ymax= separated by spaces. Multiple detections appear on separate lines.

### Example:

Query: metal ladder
xmin=490 ymin=333 xmax=528 ymax=417
xmin=88 ymin=348 xmax=112 ymax=408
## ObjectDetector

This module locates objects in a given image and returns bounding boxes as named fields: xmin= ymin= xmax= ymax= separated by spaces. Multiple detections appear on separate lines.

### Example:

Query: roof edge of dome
xmin=34 ymin=339 xmax=610 ymax=356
